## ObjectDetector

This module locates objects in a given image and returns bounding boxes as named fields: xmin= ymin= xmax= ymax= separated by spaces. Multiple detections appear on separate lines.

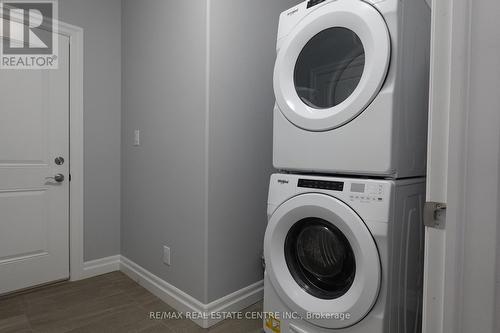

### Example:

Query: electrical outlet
xmin=133 ymin=130 xmax=140 ymax=146
xmin=163 ymin=246 xmax=171 ymax=266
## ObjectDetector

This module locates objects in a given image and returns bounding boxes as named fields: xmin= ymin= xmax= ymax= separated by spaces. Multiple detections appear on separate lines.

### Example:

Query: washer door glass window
xmin=264 ymin=193 xmax=382 ymax=329
xmin=285 ymin=217 xmax=356 ymax=299
xmin=294 ymin=28 xmax=365 ymax=109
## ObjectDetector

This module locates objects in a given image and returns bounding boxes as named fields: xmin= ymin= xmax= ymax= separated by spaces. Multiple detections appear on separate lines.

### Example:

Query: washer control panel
xmin=294 ymin=178 xmax=387 ymax=203
xmin=298 ymin=178 xmax=344 ymax=191
xmin=348 ymin=182 xmax=385 ymax=203
xmin=306 ymin=0 xmax=326 ymax=9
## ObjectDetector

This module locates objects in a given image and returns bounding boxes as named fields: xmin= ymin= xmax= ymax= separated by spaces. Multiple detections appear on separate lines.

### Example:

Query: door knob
xmin=46 ymin=173 xmax=65 ymax=183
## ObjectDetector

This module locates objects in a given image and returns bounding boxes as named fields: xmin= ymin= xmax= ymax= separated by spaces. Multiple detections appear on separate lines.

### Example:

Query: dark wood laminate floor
xmin=0 ymin=272 xmax=264 ymax=333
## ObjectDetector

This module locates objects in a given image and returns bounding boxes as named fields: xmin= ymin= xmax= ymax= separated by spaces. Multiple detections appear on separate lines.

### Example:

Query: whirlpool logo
xmin=277 ymin=179 xmax=289 ymax=185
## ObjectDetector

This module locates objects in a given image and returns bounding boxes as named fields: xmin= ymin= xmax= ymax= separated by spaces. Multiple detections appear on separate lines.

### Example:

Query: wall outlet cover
xmin=134 ymin=130 xmax=140 ymax=146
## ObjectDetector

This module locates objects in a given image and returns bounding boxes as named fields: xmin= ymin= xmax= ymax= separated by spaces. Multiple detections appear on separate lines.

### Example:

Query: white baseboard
xmin=120 ymin=256 xmax=263 ymax=328
xmin=81 ymin=255 xmax=121 ymax=279
xmin=203 ymin=277 xmax=264 ymax=328
xmin=120 ymin=256 xmax=208 ymax=326
xmin=79 ymin=255 xmax=263 ymax=328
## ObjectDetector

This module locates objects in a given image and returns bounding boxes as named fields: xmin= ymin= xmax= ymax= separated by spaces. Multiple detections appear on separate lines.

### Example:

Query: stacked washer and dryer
xmin=263 ymin=0 xmax=431 ymax=333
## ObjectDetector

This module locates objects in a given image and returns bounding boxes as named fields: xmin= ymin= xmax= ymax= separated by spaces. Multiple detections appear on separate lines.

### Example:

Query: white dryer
xmin=263 ymin=174 xmax=425 ymax=333
xmin=273 ymin=0 xmax=431 ymax=178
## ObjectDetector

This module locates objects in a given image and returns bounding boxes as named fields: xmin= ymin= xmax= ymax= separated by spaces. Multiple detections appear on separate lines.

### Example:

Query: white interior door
xmin=0 ymin=34 xmax=70 ymax=295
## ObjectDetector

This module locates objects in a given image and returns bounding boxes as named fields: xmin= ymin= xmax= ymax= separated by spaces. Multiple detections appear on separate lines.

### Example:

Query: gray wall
xmin=207 ymin=0 xmax=299 ymax=302
xmin=121 ymin=0 xmax=208 ymax=302
xmin=59 ymin=0 xmax=122 ymax=261
xmin=460 ymin=0 xmax=500 ymax=331
xmin=121 ymin=0 xmax=298 ymax=303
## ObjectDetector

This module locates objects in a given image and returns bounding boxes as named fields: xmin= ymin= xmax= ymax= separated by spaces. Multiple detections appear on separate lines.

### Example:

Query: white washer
xmin=263 ymin=173 xmax=425 ymax=333
xmin=273 ymin=0 xmax=431 ymax=178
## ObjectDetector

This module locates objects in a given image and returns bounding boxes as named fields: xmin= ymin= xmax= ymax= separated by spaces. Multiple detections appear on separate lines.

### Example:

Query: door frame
xmin=423 ymin=0 xmax=470 ymax=331
xmin=42 ymin=20 xmax=86 ymax=282
xmin=424 ymin=0 xmax=500 ymax=332
xmin=58 ymin=21 xmax=85 ymax=282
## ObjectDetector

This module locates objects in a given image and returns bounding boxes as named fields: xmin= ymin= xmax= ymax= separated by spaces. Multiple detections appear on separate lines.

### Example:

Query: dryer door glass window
xmin=284 ymin=217 xmax=356 ymax=299
xmin=294 ymin=27 xmax=365 ymax=109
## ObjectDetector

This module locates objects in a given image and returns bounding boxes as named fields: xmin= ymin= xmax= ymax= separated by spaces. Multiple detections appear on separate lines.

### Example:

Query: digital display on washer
xmin=350 ymin=183 xmax=366 ymax=193
xmin=298 ymin=179 xmax=344 ymax=191
xmin=307 ymin=0 xmax=326 ymax=9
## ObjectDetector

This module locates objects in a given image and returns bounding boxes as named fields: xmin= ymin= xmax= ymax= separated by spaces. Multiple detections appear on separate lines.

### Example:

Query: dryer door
xmin=264 ymin=193 xmax=381 ymax=329
xmin=274 ymin=0 xmax=390 ymax=131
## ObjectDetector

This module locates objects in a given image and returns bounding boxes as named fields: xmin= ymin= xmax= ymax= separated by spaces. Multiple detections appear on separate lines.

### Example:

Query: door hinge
xmin=69 ymin=174 xmax=72 ymax=182
xmin=424 ymin=202 xmax=447 ymax=229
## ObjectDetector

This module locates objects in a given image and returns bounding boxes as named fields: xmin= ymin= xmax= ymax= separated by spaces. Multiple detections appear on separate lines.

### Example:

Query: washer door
xmin=274 ymin=0 xmax=390 ymax=131
xmin=264 ymin=193 xmax=380 ymax=329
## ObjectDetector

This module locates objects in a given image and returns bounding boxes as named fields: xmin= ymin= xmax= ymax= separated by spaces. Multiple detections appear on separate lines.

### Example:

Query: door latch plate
xmin=424 ymin=202 xmax=447 ymax=229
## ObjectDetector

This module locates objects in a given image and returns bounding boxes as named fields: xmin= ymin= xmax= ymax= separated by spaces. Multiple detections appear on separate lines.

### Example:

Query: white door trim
xmin=423 ymin=0 xmax=471 ymax=331
xmin=422 ymin=0 xmax=456 ymax=330
xmin=57 ymin=21 xmax=85 ymax=281
xmin=424 ymin=0 xmax=500 ymax=332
